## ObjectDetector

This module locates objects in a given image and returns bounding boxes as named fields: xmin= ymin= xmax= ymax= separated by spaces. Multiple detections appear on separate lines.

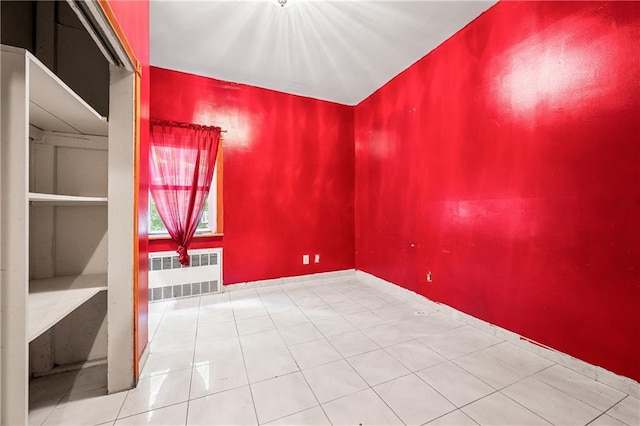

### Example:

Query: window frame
xmin=148 ymin=141 xmax=223 ymax=238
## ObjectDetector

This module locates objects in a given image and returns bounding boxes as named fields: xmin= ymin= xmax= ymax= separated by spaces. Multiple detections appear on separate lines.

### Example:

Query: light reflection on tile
xmin=31 ymin=275 xmax=636 ymax=426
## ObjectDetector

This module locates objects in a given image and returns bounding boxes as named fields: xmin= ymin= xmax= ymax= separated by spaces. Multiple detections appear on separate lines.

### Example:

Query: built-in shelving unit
xmin=1 ymin=43 xmax=136 ymax=425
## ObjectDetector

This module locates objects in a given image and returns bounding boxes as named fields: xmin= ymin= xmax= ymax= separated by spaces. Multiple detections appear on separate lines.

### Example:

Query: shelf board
xmin=26 ymin=49 xmax=108 ymax=136
xmin=29 ymin=192 xmax=107 ymax=205
xmin=29 ymin=274 xmax=107 ymax=342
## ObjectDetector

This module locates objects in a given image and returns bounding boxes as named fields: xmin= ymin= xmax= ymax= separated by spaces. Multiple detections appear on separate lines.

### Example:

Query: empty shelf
xmin=28 ymin=51 xmax=108 ymax=136
xmin=29 ymin=192 xmax=108 ymax=205
xmin=29 ymin=274 xmax=107 ymax=342
xmin=0 ymin=45 xmax=108 ymax=136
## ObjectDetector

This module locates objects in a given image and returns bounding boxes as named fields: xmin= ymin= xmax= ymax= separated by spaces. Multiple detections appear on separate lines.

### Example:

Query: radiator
xmin=148 ymin=248 xmax=222 ymax=302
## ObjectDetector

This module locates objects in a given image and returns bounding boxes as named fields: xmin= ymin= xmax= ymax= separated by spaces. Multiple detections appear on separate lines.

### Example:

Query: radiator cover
xmin=148 ymin=248 xmax=222 ymax=301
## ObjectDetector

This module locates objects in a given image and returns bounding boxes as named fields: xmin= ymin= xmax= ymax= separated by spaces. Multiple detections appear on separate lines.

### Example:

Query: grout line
xmin=498 ymin=389 xmax=560 ymax=425
xmin=421 ymin=409 xmax=479 ymax=426
xmin=181 ymin=294 xmax=206 ymax=423
xmin=601 ymin=395 xmax=635 ymax=426
xmin=230 ymin=292 xmax=261 ymax=424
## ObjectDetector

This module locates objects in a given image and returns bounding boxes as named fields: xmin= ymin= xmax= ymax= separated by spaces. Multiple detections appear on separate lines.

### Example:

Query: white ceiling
xmin=150 ymin=0 xmax=497 ymax=105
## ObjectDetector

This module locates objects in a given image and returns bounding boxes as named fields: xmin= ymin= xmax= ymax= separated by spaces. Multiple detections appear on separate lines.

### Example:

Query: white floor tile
xmin=607 ymin=396 xmax=640 ymax=426
xmin=233 ymin=304 xmax=269 ymax=321
xmin=186 ymin=386 xmax=257 ymax=426
xmin=322 ymin=388 xmax=403 ymax=426
xmin=589 ymin=414 xmax=627 ymax=425
xmin=194 ymin=336 xmax=242 ymax=365
xmin=270 ymin=309 xmax=310 ymax=328
xmin=279 ymin=323 xmax=324 ymax=346
xmin=199 ymin=292 xmax=231 ymax=307
xmin=241 ymin=330 xmax=298 ymax=382
xmin=312 ymin=316 xmax=357 ymax=337
xmin=384 ymin=340 xmax=446 ymax=372
xmin=483 ymin=342 xmax=554 ymax=376
xmin=43 ymin=388 xmax=127 ymax=426
xmin=195 ymin=320 xmax=238 ymax=343
xmin=289 ymin=338 xmax=342 ymax=370
xmin=299 ymin=304 xmax=339 ymax=321
xmin=142 ymin=348 xmax=194 ymax=378
xmin=427 ymin=410 xmax=478 ymax=425
xmin=190 ymin=356 xmax=248 ymax=398
xmin=419 ymin=325 xmax=502 ymax=359
xmin=462 ymin=392 xmax=550 ymax=425
xmin=361 ymin=323 xmax=413 ymax=347
xmin=292 ymin=295 xmax=326 ymax=308
xmin=166 ymin=297 xmax=200 ymax=311
xmin=155 ymin=315 xmax=198 ymax=335
xmin=263 ymin=300 xmax=299 ymax=315
xmin=118 ymin=370 xmax=191 ymax=418
xmin=264 ymin=406 xmax=330 ymax=425
xmin=236 ymin=315 xmax=276 ymax=336
xmin=347 ymin=349 xmax=411 ymax=386
xmin=150 ymin=330 xmax=196 ymax=354
xmin=371 ymin=306 xmax=416 ymax=323
xmin=316 ymin=290 xmax=350 ymax=304
xmin=326 ymin=330 xmax=379 ymax=357
xmin=417 ymin=361 xmax=495 ymax=407
xmin=344 ymin=311 xmax=387 ymax=329
xmin=251 ymin=372 xmax=318 ymax=424
xmin=374 ymin=373 xmax=456 ymax=425
xmin=197 ymin=306 xmax=234 ymax=326
xmin=454 ymin=350 xmax=527 ymax=389
xmin=303 ymin=359 xmax=368 ymax=403
xmin=394 ymin=313 xmax=463 ymax=338
xmin=535 ymin=364 xmax=626 ymax=411
xmin=357 ymin=296 xmax=392 ymax=310
xmin=329 ymin=300 xmax=367 ymax=316
xmin=502 ymin=376 xmax=601 ymax=425
xmin=115 ymin=402 xmax=187 ymax=425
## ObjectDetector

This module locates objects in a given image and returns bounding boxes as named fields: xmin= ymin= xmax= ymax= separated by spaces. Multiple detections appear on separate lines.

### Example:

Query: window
xmin=149 ymin=150 xmax=222 ymax=236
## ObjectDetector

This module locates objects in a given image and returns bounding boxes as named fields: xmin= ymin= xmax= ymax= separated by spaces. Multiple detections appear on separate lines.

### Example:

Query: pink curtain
xmin=149 ymin=120 xmax=221 ymax=265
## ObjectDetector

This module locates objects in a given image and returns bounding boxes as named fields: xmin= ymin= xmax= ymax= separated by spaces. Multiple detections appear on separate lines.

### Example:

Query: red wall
xmin=355 ymin=1 xmax=640 ymax=380
xmin=107 ymin=0 xmax=150 ymax=364
xmin=149 ymin=67 xmax=355 ymax=284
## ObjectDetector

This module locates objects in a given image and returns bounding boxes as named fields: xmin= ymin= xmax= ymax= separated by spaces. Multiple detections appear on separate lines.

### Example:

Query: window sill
xmin=148 ymin=232 xmax=223 ymax=240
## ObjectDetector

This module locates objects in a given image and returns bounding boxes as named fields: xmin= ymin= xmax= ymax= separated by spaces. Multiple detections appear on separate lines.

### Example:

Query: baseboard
xmin=355 ymin=270 xmax=640 ymax=399
xmin=224 ymin=269 xmax=357 ymax=292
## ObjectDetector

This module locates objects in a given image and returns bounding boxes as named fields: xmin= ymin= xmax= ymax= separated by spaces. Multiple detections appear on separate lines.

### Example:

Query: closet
xmin=0 ymin=2 xmax=137 ymax=424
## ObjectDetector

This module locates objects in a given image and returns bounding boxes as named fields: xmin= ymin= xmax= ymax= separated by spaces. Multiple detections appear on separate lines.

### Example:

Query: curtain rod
xmin=150 ymin=119 xmax=227 ymax=132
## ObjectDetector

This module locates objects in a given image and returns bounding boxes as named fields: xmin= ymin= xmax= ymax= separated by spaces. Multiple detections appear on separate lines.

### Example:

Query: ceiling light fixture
xmin=270 ymin=0 xmax=291 ymax=8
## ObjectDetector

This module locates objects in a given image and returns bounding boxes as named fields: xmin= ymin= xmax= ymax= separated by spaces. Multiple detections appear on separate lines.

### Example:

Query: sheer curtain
xmin=149 ymin=120 xmax=221 ymax=265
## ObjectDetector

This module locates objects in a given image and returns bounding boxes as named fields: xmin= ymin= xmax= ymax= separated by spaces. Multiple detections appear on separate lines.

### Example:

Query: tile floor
xmin=29 ymin=276 xmax=639 ymax=425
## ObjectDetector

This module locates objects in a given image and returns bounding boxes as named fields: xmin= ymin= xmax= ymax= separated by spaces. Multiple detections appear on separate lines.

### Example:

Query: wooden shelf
xmin=0 ymin=46 xmax=107 ymax=136
xmin=29 ymin=192 xmax=107 ymax=205
xmin=28 ymin=274 xmax=107 ymax=342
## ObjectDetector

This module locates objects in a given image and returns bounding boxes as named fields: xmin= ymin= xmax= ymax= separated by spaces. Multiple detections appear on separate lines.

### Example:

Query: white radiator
xmin=148 ymin=248 xmax=222 ymax=301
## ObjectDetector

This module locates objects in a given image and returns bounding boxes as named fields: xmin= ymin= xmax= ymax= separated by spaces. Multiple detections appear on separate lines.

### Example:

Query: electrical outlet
xmin=314 ymin=254 xmax=320 ymax=263
xmin=303 ymin=254 xmax=310 ymax=265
